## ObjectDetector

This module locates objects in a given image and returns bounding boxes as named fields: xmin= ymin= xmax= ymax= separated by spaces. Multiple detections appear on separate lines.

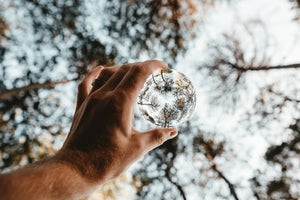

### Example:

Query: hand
xmin=57 ymin=60 xmax=178 ymax=183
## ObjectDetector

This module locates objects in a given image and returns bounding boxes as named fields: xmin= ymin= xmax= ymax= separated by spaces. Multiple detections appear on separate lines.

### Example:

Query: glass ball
xmin=138 ymin=69 xmax=196 ymax=128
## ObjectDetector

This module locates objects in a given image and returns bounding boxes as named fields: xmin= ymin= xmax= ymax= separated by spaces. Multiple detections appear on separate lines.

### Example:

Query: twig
xmin=161 ymin=70 xmax=166 ymax=83
xmin=137 ymin=102 xmax=153 ymax=106
xmin=152 ymin=74 xmax=159 ymax=89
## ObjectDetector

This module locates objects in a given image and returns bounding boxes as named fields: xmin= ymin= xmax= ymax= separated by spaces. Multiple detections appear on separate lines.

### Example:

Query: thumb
xmin=139 ymin=127 xmax=178 ymax=151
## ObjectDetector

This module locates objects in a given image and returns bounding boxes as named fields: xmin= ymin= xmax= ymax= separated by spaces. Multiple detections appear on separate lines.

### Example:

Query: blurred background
xmin=0 ymin=0 xmax=300 ymax=199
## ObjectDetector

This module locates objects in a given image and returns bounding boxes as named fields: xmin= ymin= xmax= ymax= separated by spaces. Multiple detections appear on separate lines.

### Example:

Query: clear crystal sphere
xmin=138 ymin=69 xmax=196 ymax=128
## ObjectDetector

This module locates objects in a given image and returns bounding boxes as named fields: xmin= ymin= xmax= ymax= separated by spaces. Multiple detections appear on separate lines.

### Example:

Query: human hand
xmin=57 ymin=60 xmax=178 ymax=184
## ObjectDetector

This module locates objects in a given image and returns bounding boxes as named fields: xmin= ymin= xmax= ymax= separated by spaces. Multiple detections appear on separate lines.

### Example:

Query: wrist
xmin=55 ymin=148 xmax=115 ymax=184
xmin=48 ymin=155 xmax=98 ymax=199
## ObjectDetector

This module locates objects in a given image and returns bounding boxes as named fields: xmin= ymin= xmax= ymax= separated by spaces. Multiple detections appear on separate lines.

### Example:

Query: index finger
xmin=115 ymin=60 xmax=168 ymax=103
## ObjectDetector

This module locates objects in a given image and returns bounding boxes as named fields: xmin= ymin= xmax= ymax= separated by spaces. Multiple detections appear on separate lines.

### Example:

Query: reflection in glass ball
xmin=138 ymin=69 xmax=196 ymax=128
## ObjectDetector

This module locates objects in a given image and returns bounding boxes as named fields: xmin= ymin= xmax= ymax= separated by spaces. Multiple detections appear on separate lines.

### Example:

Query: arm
xmin=0 ymin=158 xmax=96 ymax=200
xmin=0 ymin=60 xmax=178 ymax=200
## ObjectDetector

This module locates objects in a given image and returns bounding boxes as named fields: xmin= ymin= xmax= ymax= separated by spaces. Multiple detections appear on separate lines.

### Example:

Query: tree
xmin=250 ymin=119 xmax=300 ymax=200
xmin=198 ymin=13 xmax=300 ymax=200
xmin=201 ymin=20 xmax=300 ymax=108
xmin=102 ymin=0 xmax=199 ymax=64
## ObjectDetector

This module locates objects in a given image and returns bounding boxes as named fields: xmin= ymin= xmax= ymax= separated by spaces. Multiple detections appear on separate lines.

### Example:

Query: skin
xmin=0 ymin=60 xmax=178 ymax=200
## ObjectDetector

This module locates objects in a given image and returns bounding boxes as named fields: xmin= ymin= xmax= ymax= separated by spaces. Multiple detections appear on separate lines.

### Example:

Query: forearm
xmin=0 ymin=156 xmax=100 ymax=200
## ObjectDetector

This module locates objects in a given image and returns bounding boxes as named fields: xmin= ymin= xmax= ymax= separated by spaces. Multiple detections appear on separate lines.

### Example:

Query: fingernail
xmin=169 ymin=130 xmax=178 ymax=139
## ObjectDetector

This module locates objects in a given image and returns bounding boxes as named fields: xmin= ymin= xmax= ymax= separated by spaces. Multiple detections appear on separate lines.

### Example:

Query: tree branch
xmin=284 ymin=96 xmax=300 ymax=103
xmin=223 ymin=60 xmax=300 ymax=72
xmin=0 ymin=79 xmax=72 ymax=101
xmin=201 ymin=139 xmax=240 ymax=200
xmin=246 ymin=63 xmax=300 ymax=71
xmin=165 ymin=152 xmax=187 ymax=200
xmin=211 ymin=163 xmax=239 ymax=200
xmin=272 ymin=91 xmax=300 ymax=103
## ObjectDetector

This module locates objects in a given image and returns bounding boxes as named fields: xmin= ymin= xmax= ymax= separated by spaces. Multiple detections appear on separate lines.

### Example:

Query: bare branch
xmin=0 ymin=79 xmax=72 ymax=101
xmin=230 ymin=62 xmax=300 ymax=71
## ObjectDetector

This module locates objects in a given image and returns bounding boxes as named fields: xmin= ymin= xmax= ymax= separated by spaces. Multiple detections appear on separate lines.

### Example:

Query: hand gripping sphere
xmin=138 ymin=69 xmax=196 ymax=128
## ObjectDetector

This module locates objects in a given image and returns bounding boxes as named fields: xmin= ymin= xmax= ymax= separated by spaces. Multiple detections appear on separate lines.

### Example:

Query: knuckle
xmin=131 ymin=64 xmax=145 ymax=74
xmin=78 ymin=81 xmax=88 ymax=90
xmin=144 ymin=60 xmax=167 ymax=67
xmin=87 ymin=71 xmax=94 ymax=76
xmin=78 ymin=82 xmax=85 ymax=88
xmin=119 ymin=64 xmax=132 ymax=72
xmin=146 ymin=59 xmax=160 ymax=64
xmin=152 ymin=130 xmax=165 ymax=145
xmin=98 ymin=68 xmax=111 ymax=78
